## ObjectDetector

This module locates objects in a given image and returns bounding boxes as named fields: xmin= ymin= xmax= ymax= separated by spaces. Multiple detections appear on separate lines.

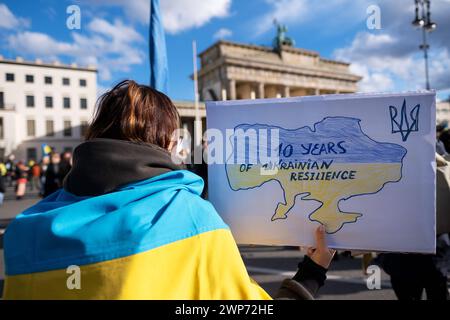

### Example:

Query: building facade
xmin=197 ymin=40 xmax=362 ymax=102
xmin=0 ymin=57 xmax=97 ymax=161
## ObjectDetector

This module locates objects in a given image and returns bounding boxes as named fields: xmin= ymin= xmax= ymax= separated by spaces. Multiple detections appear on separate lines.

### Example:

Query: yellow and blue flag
xmin=41 ymin=144 xmax=52 ymax=156
xmin=3 ymin=170 xmax=271 ymax=299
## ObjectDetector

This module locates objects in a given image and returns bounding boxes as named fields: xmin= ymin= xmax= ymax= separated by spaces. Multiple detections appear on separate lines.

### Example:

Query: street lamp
xmin=412 ymin=0 xmax=437 ymax=90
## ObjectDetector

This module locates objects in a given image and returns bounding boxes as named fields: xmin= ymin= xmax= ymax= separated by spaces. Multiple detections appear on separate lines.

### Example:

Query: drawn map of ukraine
xmin=226 ymin=117 xmax=407 ymax=233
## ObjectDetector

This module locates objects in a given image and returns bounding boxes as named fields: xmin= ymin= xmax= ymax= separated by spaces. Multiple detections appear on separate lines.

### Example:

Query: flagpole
xmin=192 ymin=40 xmax=202 ymax=149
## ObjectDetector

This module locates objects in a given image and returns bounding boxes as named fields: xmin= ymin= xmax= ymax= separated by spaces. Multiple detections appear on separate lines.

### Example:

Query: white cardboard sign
xmin=206 ymin=92 xmax=436 ymax=253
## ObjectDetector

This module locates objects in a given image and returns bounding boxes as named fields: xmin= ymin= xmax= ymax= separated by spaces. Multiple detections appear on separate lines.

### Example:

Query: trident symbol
xmin=389 ymin=99 xmax=420 ymax=142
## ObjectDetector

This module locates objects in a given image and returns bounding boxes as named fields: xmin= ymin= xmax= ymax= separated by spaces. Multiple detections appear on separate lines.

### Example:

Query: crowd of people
xmin=0 ymin=151 xmax=72 ymax=205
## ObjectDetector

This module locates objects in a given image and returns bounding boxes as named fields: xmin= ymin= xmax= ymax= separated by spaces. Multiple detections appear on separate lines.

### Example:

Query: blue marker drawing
xmin=225 ymin=117 xmax=407 ymax=233
xmin=389 ymin=99 xmax=420 ymax=142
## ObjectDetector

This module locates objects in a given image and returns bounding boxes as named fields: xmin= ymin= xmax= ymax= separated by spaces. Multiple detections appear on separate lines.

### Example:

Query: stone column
xmin=239 ymin=83 xmax=252 ymax=99
xmin=258 ymin=82 xmax=265 ymax=99
xmin=221 ymin=88 xmax=227 ymax=101
xmin=284 ymin=86 xmax=290 ymax=98
xmin=315 ymin=88 xmax=320 ymax=95
xmin=229 ymin=79 xmax=236 ymax=100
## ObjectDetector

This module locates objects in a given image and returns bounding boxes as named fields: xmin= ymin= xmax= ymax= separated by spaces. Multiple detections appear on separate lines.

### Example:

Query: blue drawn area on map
xmin=229 ymin=117 xmax=406 ymax=164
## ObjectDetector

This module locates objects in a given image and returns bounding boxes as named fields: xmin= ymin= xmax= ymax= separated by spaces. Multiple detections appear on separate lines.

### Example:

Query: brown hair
xmin=85 ymin=80 xmax=179 ymax=149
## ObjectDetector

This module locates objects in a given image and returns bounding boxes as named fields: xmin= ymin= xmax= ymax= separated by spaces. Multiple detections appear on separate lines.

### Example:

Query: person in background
xmin=0 ymin=169 xmax=5 ymax=206
xmin=0 ymin=159 xmax=7 ymax=206
xmin=192 ymin=140 xmax=209 ymax=199
xmin=378 ymin=154 xmax=450 ymax=300
xmin=39 ymin=156 xmax=50 ymax=197
xmin=43 ymin=152 xmax=64 ymax=197
xmin=5 ymin=154 xmax=16 ymax=187
xmin=437 ymin=123 xmax=449 ymax=156
xmin=27 ymin=160 xmax=35 ymax=191
xmin=14 ymin=161 xmax=28 ymax=200
xmin=439 ymin=126 xmax=450 ymax=154
xmin=3 ymin=80 xmax=335 ymax=300
xmin=59 ymin=151 xmax=72 ymax=178
xmin=30 ymin=161 xmax=41 ymax=193
xmin=0 ymin=160 xmax=6 ymax=177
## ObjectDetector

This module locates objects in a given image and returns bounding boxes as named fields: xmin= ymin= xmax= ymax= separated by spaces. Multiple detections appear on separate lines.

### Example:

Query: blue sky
xmin=1 ymin=0 xmax=449 ymax=101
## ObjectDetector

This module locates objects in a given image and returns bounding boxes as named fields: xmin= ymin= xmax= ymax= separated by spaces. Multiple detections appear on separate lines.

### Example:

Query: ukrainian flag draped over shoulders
xmin=3 ymin=169 xmax=270 ymax=299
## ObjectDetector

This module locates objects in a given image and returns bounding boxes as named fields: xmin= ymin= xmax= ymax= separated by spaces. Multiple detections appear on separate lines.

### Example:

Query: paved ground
xmin=241 ymin=246 xmax=396 ymax=300
xmin=0 ymin=185 xmax=410 ymax=300
xmin=0 ymin=185 xmax=41 ymax=220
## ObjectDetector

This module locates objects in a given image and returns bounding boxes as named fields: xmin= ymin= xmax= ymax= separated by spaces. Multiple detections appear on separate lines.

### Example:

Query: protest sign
xmin=206 ymin=92 xmax=436 ymax=253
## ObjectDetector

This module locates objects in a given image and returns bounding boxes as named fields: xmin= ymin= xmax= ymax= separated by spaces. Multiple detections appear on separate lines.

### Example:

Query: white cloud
xmin=85 ymin=0 xmax=232 ymax=34
xmin=7 ymin=32 xmax=76 ymax=57
xmin=162 ymin=0 xmax=231 ymax=34
xmin=347 ymin=62 xmax=395 ymax=93
xmin=213 ymin=28 xmax=232 ymax=40
xmin=429 ymin=48 xmax=450 ymax=91
xmin=7 ymin=18 xmax=145 ymax=81
xmin=334 ymin=28 xmax=450 ymax=93
xmin=0 ymin=3 xmax=30 ymax=29
xmin=331 ymin=0 xmax=450 ymax=94
xmin=88 ymin=18 xmax=144 ymax=43
xmin=252 ymin=0 xmax=370 ymax=36
xmin=255 ymin=0 xmax=307 ymax=35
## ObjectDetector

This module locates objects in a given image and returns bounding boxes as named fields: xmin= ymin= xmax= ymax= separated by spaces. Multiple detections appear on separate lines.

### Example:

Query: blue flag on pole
xmin=149 ymin=0 xmax=169 ymax=94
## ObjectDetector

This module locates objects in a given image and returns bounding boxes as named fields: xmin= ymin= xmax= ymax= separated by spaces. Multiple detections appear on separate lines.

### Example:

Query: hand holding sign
xmin=308 ymin=226 xmax=336 ymax=269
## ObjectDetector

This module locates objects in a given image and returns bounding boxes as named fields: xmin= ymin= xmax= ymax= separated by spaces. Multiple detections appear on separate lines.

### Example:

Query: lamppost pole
xmin=412 ymin=0 xmax=437 ymax=90
xmin=420 ymin=27 xmax=430 ymax=90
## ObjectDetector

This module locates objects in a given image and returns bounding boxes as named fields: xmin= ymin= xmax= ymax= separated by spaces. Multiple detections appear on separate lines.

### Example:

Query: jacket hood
xmin=63 ymin=138 xmax=182 ymax=196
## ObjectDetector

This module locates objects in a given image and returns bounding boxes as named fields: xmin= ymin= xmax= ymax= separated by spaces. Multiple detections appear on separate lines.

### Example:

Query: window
xmin=46 ymin=120 xmax=54 ymax=137
xmin=44 ymin=76 xmax=52 ymax=84
xmin=0 ymin=92 xmax=4 ymax=109
xmin=26 ymin=95 xmax=35 ymax=108
xmin=63 ymin=97 xmax=71 ymax=109
xmin=27 ymin=119 xmax=36 ymax=137
xmin=63 ymin=120 xmax=72 ymax=137
xmin=80 ymin=120 xmax=89 ymax=138
xmin=6 ymin=73 xmax=14 ymax=82
xmin=62 ymin=78 xmax=70 ymax=86
xmin=45 ymin=96 xmax=53 ymax=108
xmin=80 ymin=98 xmax=87 ymax=110
xmin=79 ymin=79 xmax=87 ymax=87
xmin=0 ymin=117 xmax=3 ymax=139
xmin=26 ymin=148 xmax=37 ymax=162
xmin=26 ymin=75 xmax=34 ymax=83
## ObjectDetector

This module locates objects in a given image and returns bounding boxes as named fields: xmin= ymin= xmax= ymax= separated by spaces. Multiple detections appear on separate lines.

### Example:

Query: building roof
xmin=199 ymin=40 xmax=351 ymax=66
xmin=196 ymin=40 xmax=361 ymax=84
xmin=0 ymin=56 xmax=97 ymax=73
